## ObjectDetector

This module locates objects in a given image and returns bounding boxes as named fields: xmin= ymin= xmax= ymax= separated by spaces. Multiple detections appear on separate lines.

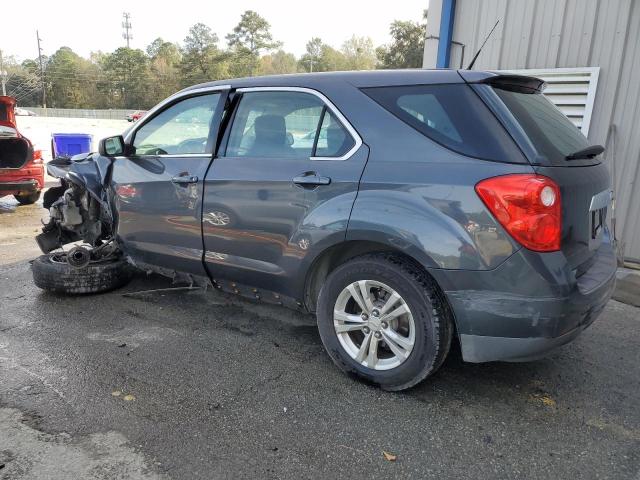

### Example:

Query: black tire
xmin=32 ymin=254 xmax=133 ymax=295
xmin=316 ymin=253 xmax=453 ymax=391
xmin=14 ymin=191 xmax=41 ymax=205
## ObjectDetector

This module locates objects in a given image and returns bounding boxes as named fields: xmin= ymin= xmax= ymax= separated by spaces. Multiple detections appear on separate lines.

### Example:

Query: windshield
xmin=493 ymin=87 xmax=594 ymax=165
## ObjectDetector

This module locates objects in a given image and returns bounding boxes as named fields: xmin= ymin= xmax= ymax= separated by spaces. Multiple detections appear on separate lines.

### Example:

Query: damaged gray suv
xmin=33 ymin=70 xmax=616 ymax=390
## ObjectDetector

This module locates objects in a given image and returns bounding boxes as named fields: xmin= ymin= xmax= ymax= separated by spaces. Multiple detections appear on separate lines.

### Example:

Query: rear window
xmin=362 ymin=84 xmax=525 ymax=163
xmin=492 ymin=87 xmax=592 ymax=165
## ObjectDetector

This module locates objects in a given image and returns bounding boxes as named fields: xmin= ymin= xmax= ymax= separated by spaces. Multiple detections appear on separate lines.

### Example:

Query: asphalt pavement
xmin=1 ymin=196 xmax=639 ymax=479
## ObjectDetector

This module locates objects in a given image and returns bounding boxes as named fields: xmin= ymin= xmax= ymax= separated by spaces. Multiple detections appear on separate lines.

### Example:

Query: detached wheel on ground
xmin=32 ymin=253 xmax=133 ymax=294
xmin=316 ymin=253 xmax=453 ymax=391
xmin=14 ymin=191 xmax=41 ymax=205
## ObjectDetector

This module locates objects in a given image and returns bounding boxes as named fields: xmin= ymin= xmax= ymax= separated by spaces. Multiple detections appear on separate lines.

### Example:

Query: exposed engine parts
xmin=66 ymin=246 xmax=92 ymax=268
xmin=48 ymin=241 xmax=121 ymax=269
xmin=36 ymin=181 xmax=111 ymax=253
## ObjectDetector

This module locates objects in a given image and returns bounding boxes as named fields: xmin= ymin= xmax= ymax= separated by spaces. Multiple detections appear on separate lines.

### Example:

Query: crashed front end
xmin=37 ymin=154 xmax=116 ymax=255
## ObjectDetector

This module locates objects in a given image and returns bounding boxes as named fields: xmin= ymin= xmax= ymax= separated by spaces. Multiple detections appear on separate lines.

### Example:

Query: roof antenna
xmin=466 ymin=20 xmax=500 ymax=70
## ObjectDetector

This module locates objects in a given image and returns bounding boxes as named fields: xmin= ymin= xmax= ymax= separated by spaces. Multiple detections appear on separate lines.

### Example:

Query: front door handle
xmin=171 ymin=175 xmax=199 ymax=184
xmin=292 ymin=172 xmax=331 ymax=187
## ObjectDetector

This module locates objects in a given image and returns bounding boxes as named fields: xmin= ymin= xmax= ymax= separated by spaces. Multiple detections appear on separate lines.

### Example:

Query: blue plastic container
xmin=51 ymin=133 xmax=93 ymax=158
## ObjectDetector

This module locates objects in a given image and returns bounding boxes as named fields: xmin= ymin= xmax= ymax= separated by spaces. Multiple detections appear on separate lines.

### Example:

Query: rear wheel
xmin=316 ymin=254 xmax=453 ymax=391
xmin=32 ymin=253 xmax=133 ymax=294
xmin=14 ymin=191 xmax=41 ymax=205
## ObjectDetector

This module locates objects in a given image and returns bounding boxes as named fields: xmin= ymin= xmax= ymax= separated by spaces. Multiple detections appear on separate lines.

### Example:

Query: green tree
xmin=46 ymin=47 xmax=99 ymax=108
xmin=147 ymin=38 xmax=182 ymax=100
xmin=299 ymin=37 xmax=323 ymax=72
xmin=341 ymin=36 xmax=376 ymax=70
xmin=226 ymin=47 xmax=256 ymax=78
xmin=298 ymin=39 xmax=348 ymax=72
xmin=258 ymin=50 xmax=298 ymax=75
xmin=181 ymin=23 xmax=227 ymax=85
xmin=377 ymin=15 xmax=427 ymax=69
xmin=100 ymin=47 xmax=151 ymax=108
xmin=226 ymin=10 xmax=280 ymax=76
xmin=319 ymin=45 xmax=348 ymax=71
xmin=226 ymin=10 xmax=281 ymax=56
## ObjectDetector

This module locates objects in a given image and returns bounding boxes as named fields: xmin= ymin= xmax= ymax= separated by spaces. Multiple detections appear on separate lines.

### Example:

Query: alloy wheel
xmin=333 ymin=280 xmax=415 ymax=370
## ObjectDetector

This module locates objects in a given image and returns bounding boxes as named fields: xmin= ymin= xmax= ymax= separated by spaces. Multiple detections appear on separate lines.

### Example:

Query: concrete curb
xmin=614 ymin=268 xmax=640 ymax=307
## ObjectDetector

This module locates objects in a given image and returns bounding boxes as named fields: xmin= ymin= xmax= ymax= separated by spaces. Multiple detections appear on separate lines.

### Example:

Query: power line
xmin=8 ymin=80 xmax=40 ymax=98
xmin=13 ymin=84 xmax=43 ymax=102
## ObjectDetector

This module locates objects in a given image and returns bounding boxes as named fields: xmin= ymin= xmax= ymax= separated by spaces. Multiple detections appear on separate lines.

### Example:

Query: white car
xmin=14 ymin=107 xmax=36 ymax=116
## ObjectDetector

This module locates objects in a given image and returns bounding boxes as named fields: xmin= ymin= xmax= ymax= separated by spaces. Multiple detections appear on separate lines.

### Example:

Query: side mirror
xmin=99 ymin=135 xmax=126 ymax=157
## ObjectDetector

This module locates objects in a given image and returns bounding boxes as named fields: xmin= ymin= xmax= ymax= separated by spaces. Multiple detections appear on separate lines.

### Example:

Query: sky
xmin=1 ymin=0 xmax=428 ymax=62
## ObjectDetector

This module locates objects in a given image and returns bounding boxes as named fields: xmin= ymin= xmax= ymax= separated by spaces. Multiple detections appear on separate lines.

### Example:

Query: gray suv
xmin=34 ymin=70 xmax=616 ymax=391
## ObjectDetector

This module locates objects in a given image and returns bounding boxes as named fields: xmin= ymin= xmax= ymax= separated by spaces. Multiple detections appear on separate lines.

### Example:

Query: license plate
xmin=588 ymin=189 xmax=612 ymax=250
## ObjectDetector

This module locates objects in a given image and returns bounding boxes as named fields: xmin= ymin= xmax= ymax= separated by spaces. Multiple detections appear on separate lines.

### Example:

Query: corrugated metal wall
xmin=424 ymin=0 xmax=640 ymax=262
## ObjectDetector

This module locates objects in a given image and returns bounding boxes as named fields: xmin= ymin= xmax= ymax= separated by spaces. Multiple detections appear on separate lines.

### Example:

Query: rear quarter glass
xmin=490 ymin=86 xmax=597 ymax=167
xmin=361 ymin=84 xmax=527 ymax=164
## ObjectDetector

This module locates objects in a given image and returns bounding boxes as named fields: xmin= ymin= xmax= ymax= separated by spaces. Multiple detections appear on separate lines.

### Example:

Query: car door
xmin=202 ymin=86 xmax=368 ymax=300
xmin=113 ymin=87 xmax=228 ymax=275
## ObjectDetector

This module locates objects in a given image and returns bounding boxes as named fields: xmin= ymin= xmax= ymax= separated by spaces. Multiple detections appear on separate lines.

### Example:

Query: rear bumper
xmin=0 ymin=179 xmax=40 ymax=196
xmin=0 ymin=164 xmax=45 ymax=196
xmin=433 ymin=237 xmax=616 ymax=363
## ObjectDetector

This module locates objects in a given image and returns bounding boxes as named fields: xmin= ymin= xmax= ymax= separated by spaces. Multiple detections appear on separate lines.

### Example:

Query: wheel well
xmin=304 ymin=241 xmax=443 ymax=313
xmin=304 ymin=240 xmax=461 ymax=360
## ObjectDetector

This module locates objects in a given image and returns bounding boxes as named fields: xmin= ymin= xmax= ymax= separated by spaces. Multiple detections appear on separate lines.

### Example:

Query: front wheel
xmin=32 ymin=253 xmax=133 ymax=294
xmin=316 ymin=254 xmax=453 ymax=391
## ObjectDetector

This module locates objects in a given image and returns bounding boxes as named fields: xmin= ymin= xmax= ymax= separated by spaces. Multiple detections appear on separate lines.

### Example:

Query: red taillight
xmin=32 ymin=149 xmax=43 ymax=164
xmin=475 ymin=174 xmax=561 ymax=252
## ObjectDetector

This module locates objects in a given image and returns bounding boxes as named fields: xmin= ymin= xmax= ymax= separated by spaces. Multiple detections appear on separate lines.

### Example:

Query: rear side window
xmin=492 ymin=87 xmax=592 ymax=165
xmin=362 ymin=84 xmax=525 ymax=163
xmin=314 ymin=110 xmax=354 ymax=157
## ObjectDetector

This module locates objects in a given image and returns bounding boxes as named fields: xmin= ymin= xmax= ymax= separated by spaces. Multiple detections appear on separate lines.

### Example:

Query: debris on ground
xmin=382 ymin=451 xmax=397 ymax=462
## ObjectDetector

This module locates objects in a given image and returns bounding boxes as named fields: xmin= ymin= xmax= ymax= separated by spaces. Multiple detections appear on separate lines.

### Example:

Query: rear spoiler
xmin=457 ymin=71 xmax=546 ymax=94
xmin=481 ymin=75 xmax=546 ymax=94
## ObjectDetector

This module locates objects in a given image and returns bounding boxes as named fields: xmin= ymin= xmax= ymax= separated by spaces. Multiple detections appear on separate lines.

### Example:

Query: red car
xmin=0 ymin=96 xmax=44 ymax=204
xmin=126 ymin=110 xmax=147 ymax=122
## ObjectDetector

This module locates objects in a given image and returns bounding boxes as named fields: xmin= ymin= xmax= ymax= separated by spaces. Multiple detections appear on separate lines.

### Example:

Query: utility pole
xmin=36 ymin=30 xmax=46 ymax=108
xmin=0 ymin=50 xmax=7 ymax=96
xmin=121 ymin=12 xmax=133 ymax=107
xmin=122 ymin=13 xmax=133 ymax=48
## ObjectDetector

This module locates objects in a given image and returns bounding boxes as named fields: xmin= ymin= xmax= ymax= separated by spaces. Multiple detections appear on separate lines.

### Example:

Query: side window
xmin=225 ymin=91 xmax=355 ymax=159
xmin=362 ymin=84 xmax=524 ymax=162
xmin=133 ymin=93 xmax=220 ymax=155
xmin=397 ymin=94 xmax=462 ymax=142
xmin=314 ymin=110 xmax=355 ymax=157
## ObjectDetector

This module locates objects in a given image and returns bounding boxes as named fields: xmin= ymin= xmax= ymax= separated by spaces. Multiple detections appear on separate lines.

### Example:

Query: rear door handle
xmin=292 ymin=173 xmax=331 ymax=186
xmin=171 ymin=175 xmax=198 ymax=184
